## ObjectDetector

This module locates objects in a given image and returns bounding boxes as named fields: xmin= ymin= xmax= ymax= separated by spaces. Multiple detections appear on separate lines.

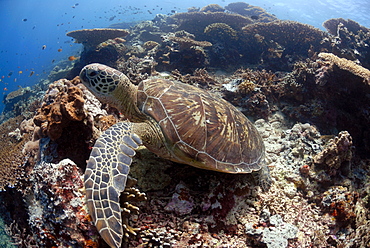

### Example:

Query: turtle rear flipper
xmin=84 ymin=122 xmax=142 ymax=248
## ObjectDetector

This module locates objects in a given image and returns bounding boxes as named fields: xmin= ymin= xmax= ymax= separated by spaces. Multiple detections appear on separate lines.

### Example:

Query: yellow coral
xmin=0 ymin=116 xmax=31 ymax=190
xmin=318 ymin=52 xmax=370 ymax=83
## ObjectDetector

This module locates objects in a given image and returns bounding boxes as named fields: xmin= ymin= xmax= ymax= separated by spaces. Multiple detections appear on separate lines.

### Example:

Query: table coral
xmin=323 ymin=18 xmax=369 ymax=36
xmin=318 ymin=52 xmax=370 ymax=83
xmin=200 ymin=4 xmax=224 ymax=13
xmin=225 ymin=2 xmax=278 ymax=23
xmin=171 ymin=11 xmax=252 ymax=37
xmin=242 ymin=21 xmax=326 ymax=64
xmin=66 ymin=28 xmax=129 ymax=48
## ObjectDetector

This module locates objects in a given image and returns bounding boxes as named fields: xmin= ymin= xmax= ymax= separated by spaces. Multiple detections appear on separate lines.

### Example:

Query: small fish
xmin=14 ymin=78 xmax=17 ymax=83
xmin=3 ymin=88 xmax=8 ymax=91
xmin=68 ymin=56 xmax=79 ymax=61
xmin=42 ymin=45 xmax=46 ymax=50
xmin=18 ymin=71 xmax=23 ymax=74
xmin=1 ymin=76 xmax=4 ymax=79
xmin=58 ymin=48 xmax=63 ymax=52
xmin=8 ymin=72 xmax=13 ymax=76
xmin=52 ymin=59 xmax=55 ymax=63
xmin=22 ymin=18 xmax=27 ymax=22
xmin=148 ymin=10 xmax=152 ymax=14
xmin=29 ymin=71 xmax=34 ymax=77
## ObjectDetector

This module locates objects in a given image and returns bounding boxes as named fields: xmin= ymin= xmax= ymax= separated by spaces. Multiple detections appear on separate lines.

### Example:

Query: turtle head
xmin=80 ymin=63 xmax=145 ymax=121
xmin=79 ymin=63 xmax=124 ymax=99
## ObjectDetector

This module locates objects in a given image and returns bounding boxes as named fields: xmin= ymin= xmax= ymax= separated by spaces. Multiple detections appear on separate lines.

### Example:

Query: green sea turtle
xmin=80 ymin=63 xmax=271 ymax=248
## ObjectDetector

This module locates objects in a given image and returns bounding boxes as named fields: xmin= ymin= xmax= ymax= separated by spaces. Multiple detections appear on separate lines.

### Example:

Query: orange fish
xmin=3 ymin=88 xmax=8 ymax=91
xmin=68 ymin=56 xmax=78 ymax=61
xmin=58 ymin=48 xmax=62 ymax=52
xmin=19 ymin=70 xmax=23 ymax=74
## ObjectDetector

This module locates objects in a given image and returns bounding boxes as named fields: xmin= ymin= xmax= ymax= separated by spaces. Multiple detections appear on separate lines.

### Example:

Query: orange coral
xmin=34 ymin=79 xmax=86 ymax=140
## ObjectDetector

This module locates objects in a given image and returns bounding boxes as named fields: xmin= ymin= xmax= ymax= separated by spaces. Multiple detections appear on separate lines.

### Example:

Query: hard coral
xmin=318 ymin=52 xmax=370 ymax=83
xmin=200 ymin=4 xmax=225 ymax=13
xmin=204 ymin=23 xmax=238 ymax=42
xmin=242 ymin=21 xmax=326 ymax=61
xmin=66 ymin=28 xmax=129 ymax=48
xmin=314 ymin=131 xmax=353 ymax=173
xmin=323 ymin=18 xmax=369 ymax=36
xmin=225 ymin=2 xmax=278 ymax=23
xmin=322 ymin=19 xmax=370 ymax=68
xmin=0 ymin=116 xmax=31 ymax=191
xmin=167 ymin=36 xmax=212 ymax=50
xmin=26 ymin=159 xmax=99 ymax=247
xmin=34 ymin=78 xmax=86 ymax=140
xmin=172 ymin=11 xmax=252 ymax=37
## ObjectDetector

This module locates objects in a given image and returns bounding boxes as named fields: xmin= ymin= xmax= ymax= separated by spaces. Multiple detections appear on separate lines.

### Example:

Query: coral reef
xmin=1 ymin=2 xmax=370 ymax=248
xmin=171 ymin=11 xmax=252 ymax=37
xmin=66 ymin=28 xmax=129 ymax=48
xmin=322 ymin=18 xmax=370 ymax=69
xmin=323 ymin=18 xmax=369 ymax=36
xmin=225 ymin=2 xmax=278 ymax=23
xmin=26 ymin=158 xmax=99 ymax=247
xmin=241 ymin=21 xmax=327 ymax=68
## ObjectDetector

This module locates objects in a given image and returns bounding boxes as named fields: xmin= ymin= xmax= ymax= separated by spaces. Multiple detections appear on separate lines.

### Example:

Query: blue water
xmin=0 ymin=0 xmax=369 ymax=112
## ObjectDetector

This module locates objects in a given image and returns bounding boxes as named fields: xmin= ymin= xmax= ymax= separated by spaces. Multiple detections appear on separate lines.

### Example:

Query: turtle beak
xmin=79 ymin=66 xmax=90 ymax=86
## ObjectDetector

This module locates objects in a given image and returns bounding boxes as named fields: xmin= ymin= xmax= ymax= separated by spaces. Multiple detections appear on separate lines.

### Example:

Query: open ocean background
xmin=0 ymin=0 xmax=369 ymax=113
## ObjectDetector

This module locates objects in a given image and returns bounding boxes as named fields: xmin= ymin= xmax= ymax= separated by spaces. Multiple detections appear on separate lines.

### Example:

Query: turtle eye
xmin=88 ymin=71 xmax=98 ymax=77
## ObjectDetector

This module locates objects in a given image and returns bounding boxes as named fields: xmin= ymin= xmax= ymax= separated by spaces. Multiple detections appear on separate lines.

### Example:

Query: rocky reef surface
xmin=0 ymin=2 xmax=370 ymax=247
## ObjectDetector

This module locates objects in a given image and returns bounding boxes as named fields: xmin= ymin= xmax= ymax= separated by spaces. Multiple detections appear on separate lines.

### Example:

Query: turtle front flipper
xmin=84 ymin=122 xmax=142 ymax=248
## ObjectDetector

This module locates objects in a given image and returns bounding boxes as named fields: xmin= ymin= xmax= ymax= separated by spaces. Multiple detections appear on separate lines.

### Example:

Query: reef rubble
xmin=0 ymin=2 xmax=370 ymax=247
